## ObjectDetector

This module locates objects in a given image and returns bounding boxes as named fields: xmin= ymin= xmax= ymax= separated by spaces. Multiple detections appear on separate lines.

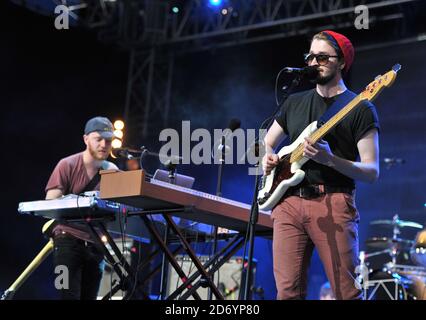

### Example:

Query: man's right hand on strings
xmin=262 ymin=153 xmax=279 ymax=175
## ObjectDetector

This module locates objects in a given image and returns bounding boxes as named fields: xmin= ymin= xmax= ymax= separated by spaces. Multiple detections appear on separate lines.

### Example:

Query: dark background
xmin=1 ymin=0 xmax=426 ymax=300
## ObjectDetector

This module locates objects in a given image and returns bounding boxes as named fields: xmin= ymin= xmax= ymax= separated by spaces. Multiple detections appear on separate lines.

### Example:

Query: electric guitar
xmin=257 ymin=64 xmax=401 ymax=211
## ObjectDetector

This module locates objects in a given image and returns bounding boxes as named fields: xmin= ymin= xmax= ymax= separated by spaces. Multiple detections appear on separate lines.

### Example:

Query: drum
xmin=410 ymin=229 xmax=426 ymax=267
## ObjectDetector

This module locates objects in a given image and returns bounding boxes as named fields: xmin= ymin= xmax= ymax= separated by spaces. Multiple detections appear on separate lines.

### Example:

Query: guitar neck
xmin=282 ymin=64 xmax=400 ymax=164
xmin=311 ymin=94 xmax=363 ymax=143
xmin=289 ymin=94 xmax=363 ymax=163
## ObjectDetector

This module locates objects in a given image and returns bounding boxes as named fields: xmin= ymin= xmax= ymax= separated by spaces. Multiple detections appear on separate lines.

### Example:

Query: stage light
xmin=113 ymin=119 xmax=124 ymax=143
xmin=111 ymin=119 xmax=124 ymax=158
xmin=113 ymin=129 xmax=123 ymax=139
xmin=114 ymin=120 xmax=124 ymax=130
xmin=112 ymin=138 xmax=122 ymax=149
xmin=209 ymin=0 xmax=222 ymax=7
xmin=172 ymin=6 xmax=179 ymax=14
xmin=221 ymin=8 xmax=228 ymax=15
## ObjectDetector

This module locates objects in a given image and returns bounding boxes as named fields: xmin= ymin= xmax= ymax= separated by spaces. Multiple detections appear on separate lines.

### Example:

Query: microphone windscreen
xmin=304 ymin=66 xmax=319 ymax=79
xmin=228 ymin=118 xmax=241 ymax=131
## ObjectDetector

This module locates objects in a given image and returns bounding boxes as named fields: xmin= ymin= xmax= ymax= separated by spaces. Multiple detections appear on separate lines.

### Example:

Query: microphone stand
xmin=208 ymin=135 xmax=226 ymax=300
xmin=241 ymin=74 xmax=303 ymax=300
xmin=216 ymin=136 xmax=226 ymax=197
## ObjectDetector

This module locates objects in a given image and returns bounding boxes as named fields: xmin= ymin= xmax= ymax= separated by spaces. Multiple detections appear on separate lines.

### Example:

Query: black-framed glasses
xmin=304 ymin=53 xmax=339 ymax=66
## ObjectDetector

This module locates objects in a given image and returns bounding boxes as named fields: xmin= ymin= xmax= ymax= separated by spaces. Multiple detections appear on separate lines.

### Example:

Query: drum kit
xmin=360 ymin=214 xmax=426 ymax=300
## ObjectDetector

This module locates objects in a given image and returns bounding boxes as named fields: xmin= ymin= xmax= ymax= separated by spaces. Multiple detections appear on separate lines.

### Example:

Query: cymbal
xmin=370 ymin=219 xmax=423 ymax=229
xmin=366 ymin=237 xmax=414 ymax=250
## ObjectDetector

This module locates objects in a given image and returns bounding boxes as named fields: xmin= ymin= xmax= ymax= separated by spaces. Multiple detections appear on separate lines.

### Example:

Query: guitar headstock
xmin=360 ymin=64 xmax=401 ymax=102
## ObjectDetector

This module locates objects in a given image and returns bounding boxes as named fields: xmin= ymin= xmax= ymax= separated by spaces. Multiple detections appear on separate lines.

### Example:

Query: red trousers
xmin=271 ymin=193 xmax=362 ymax=300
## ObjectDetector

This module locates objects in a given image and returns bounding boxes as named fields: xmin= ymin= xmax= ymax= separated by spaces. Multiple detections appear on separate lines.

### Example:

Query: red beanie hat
xmin=322 ymin=30 xmax=354 ymax=73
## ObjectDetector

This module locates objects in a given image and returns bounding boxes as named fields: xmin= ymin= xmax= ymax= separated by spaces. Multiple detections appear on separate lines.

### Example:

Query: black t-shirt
xmin=275 ymin=88 xmax=380 ymax=189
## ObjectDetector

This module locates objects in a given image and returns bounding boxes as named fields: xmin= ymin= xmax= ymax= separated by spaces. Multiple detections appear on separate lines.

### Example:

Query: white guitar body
xmin=257 ymin=121 xmax=318 ymax=211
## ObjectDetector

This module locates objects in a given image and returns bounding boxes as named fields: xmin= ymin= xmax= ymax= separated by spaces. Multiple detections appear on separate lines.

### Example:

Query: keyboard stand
xmin=140 ymin=211 xmax=205 ymax=299
xmin=167 ymin=234 xmax=245 ymax=300
xmin=84 ymin=221 xmax=150 ymax=300
xmin=121 ymin=207 xmax=250 ymax=300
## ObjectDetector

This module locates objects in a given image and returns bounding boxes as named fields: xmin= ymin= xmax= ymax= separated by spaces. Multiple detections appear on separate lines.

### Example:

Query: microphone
xmin=220 ymin=118 xmax=241 ymax=143
xmin=227 ymin=118 xmax=241 ymax=132
xmin=138 ymin=146 xmax=183 ymax=168
xmin=212 ymin=118 xmax=241 ymax=156
xmin=143 ymin=146 xmax=183 ymax=165
xmin=221 ymin=118 xmax=241 ymax=149
xmin=111 ymin=148 xmax=140 ymax=159
xmin=283 ymin=66 xmax=319 ymax=79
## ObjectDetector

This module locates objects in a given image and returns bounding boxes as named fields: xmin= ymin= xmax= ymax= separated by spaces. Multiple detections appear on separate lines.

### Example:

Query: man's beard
xmin=311 ymin=68 xmax=337 ymax=85
xmin=89 ymin=146 xmax=108 ymax=161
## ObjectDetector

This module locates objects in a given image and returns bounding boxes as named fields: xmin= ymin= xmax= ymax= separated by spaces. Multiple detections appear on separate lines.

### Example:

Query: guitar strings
xmin=276 ymin=95 xmax=362 ymax=165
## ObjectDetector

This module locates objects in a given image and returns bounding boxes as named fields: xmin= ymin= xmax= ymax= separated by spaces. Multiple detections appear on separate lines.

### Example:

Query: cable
xmin=238 ymin=163 xmax=260 ymax=300
xmin=275 ymin=66 xmax=290 ymax=107
xmin=127 ymin=238 xmax=142 ymax=300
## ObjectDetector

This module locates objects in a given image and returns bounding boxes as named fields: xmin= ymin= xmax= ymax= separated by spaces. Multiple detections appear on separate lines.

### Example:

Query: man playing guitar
xmin=262 ymin=30 xmax=380 ymax=300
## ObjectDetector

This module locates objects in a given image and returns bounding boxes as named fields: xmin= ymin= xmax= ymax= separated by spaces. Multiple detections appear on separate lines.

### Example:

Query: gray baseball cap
xmin=84 ymin=116 xmax=115 ymax=139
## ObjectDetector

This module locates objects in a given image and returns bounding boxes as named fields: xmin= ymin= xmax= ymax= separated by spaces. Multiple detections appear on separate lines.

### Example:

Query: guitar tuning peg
xmin=374 ymin=75 xmax=382 ymax=80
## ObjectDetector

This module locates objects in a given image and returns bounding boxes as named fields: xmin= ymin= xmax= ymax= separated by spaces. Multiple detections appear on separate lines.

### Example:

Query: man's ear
xmin=83 ymin=134 xmax=89 ymax=146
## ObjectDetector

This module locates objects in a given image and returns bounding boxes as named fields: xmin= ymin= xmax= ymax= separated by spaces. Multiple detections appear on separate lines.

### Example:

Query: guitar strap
xmin=47 ymin=161 xmax=110 ymax=240
xmin=47 ymin=169 xmax=102 ymax=239
xmin=81 ymin=160 xmax=108 ymax=193
xmin=317 ymin=90 xmax=357 ymax=128
xmin=82 ymin=171 xmax=101 ymax=193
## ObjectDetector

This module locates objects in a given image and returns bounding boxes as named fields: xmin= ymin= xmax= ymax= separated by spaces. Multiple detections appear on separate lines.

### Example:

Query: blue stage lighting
xmin=209 ymin=0 xmax=222 ymax=7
